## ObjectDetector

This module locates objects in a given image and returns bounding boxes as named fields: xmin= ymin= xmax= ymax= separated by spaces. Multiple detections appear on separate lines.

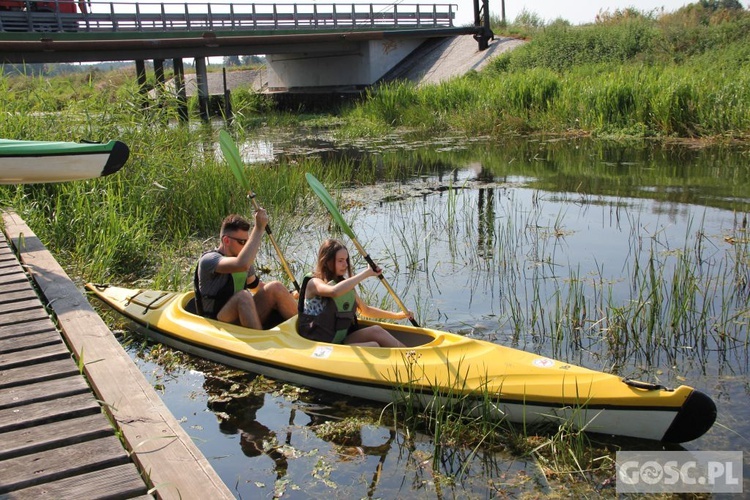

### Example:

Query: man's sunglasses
xmin=225 ymin=235 xmax=247 ymax=246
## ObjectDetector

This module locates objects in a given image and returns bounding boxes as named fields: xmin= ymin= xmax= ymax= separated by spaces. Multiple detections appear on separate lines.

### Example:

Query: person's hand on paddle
xmin=397 ymin=309 xmax=414 ymax=321
xmin=253 ymin=208 xmax=268 ymax=231
xmin=363 ymin=265 xmax=383 ymax=279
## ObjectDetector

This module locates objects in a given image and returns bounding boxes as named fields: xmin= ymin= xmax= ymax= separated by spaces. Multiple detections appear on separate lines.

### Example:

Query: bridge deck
xmin=0 ymin=211 xmax=233 ymax=499
xmin=0 ymin=1 xmax=457 ymax=34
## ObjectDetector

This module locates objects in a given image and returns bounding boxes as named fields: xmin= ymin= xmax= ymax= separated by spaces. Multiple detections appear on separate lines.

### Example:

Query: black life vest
xmin=193 ymin=250 xmax=247 ymax=319
xmin=296 ymin=275 xmax=358 ymax=344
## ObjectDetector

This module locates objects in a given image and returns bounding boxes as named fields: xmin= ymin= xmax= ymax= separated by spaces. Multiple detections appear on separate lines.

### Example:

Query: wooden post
xmin=135 ymin=59 xmax=148 ymax=110
xmin=154 ymin=58 xmax=165 ymax=86
xmin=153 ymin=58 xmax=165 ymax=110
xmin=194 ymin=57 xmax=210 ymax=122
xmin=222 ymin=67 xmax=233 ymax=125
xmin=173 ymin=57 xmax=189 ymax=123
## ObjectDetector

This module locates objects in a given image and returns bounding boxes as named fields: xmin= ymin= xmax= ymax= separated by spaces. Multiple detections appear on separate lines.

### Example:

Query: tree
xmin=223 ymin=55 xmax=241 ymax=67
xmin=698 ymin=0 xmax=744 ymax=11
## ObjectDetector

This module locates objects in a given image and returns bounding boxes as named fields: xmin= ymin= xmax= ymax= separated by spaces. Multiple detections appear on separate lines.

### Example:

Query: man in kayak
xmin=194 ymin=211 xmax=297 ymax=329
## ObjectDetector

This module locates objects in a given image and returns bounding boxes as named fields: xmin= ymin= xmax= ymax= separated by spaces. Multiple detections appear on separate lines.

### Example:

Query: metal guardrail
xmin=0 ymin=1 xmax=457 ymax=33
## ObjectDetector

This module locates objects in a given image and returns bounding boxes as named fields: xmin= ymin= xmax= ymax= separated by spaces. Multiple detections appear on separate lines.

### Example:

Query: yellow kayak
xmin=85 ymin=283 xmax=716 ymax=443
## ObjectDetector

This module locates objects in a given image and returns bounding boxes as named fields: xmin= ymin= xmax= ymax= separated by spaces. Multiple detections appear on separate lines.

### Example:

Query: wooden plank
xmin=0 ymin=272 xmax=29 ymax=287
xmin=0 ymin=259 xmax=21 ymax=270
xmin=0 ymin=358 xmax=79 ymax=390
xmin=0 ymin=318 xmax=57 ymax=340
xmin=0 ymin=278 xmax=33 ymax=292
xmin=0 ymin=374 xmax=90 ymax=410
xmin=2 ymin=463 xmax=149 ymax=499
xmin=0 ymin=287 xmax=39 ymax=305
xmin=0 ymin=341 xmax=70 ymax=370
xmin=2 ymin=211 xmax=234 ymax=500
xmin=0 ymin=300 xmax=43 ymax=315
xmin=0 ymin=329 xmax=62 ymax=355
xmin=0 ymin=306 xmax=49 ymax=326
xmin=0 ymin=412 xmax=113 ymax=461
xmin=0 ymin=436 xmax=132 ymax=494
xmin=0 ymin=392 xmax=101 ymax=434
xmin=0 ymin=264 xmax=24 ymax=277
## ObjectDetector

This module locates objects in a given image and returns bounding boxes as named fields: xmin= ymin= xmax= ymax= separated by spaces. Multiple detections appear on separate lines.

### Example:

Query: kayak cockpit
xmin=178 ymin=292 xmax=436 ymax=347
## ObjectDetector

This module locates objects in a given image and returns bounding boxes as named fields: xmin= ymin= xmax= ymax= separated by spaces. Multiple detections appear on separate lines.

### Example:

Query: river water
xmin=124 ymin=134 xmax=749 ymax=498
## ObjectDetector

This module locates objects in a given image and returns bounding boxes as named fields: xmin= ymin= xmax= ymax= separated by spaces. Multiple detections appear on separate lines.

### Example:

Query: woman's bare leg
xmin=345 ymin=326 xmax=405 ymax=347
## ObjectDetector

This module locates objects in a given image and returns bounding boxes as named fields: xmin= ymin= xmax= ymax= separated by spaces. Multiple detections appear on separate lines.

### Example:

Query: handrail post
xmin=54 ymin=0 xmax=62 ymax=32
xmin=24 ymin=0 xmax=32 ymax=32
xmin=109 ymin=2 xmax=117 ymax=31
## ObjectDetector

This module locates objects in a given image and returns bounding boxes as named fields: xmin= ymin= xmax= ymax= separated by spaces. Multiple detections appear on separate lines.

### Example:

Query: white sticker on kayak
xmin=533 ymin=357 xmax=555 ymax=368
xmin=312 ymin=346 xmax=333 ymax=359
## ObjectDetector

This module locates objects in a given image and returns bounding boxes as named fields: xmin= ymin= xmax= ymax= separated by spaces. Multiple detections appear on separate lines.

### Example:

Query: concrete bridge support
xmin=265 ymin=38 xmax=425 ymax=91
xmin=133 ymin=57 xmax=191 ymax=122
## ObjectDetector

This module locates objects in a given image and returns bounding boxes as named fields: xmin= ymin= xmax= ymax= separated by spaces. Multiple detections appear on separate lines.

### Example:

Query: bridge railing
xmin=0 ymin=1 xmax=457 ymax=33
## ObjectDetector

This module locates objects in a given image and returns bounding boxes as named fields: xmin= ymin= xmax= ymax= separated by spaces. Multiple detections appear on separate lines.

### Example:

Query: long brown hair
xmin=315 ymin=239 xmax=352 ymax=282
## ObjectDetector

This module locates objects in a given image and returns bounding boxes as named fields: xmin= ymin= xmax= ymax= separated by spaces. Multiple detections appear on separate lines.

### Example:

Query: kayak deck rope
xmin=622 ymin=378 xmax=671 ymax=391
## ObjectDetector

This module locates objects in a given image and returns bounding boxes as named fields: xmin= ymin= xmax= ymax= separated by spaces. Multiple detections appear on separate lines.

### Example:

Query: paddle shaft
xmin=219 ymin=130 xmax=300 ymax=293
xmin=247 ymin=193 xmax=300 ymax=292
xmin=348 ymin=237 xmax=420 ymax=327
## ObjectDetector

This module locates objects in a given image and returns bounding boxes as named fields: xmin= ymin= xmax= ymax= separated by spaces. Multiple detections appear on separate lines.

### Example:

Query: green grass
xmin=340 ymin=3 xmax=750 ymax=140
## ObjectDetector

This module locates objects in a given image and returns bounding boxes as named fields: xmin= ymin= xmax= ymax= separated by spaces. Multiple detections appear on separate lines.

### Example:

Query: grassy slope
xmin=340 ymin=2 xmax=750 ymax=140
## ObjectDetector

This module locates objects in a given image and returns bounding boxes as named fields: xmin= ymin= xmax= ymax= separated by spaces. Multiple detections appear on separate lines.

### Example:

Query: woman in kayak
xmin=297 ymin=239 xmax=410 ymax=347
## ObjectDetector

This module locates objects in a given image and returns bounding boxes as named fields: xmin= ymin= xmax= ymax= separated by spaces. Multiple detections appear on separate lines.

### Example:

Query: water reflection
xmin=206 ymin=376 xmax=290 ymax=479
xmin=125 ymin=349 xmax=550 ymax=498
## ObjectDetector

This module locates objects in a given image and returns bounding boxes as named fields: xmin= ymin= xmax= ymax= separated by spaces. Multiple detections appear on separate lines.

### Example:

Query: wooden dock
xmin=0 ymin=211 xmax=234 ymax=499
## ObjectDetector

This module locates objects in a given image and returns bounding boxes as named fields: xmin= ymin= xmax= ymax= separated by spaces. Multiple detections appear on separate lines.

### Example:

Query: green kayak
xmin=0 ymin=138 xmax=129 ymax=184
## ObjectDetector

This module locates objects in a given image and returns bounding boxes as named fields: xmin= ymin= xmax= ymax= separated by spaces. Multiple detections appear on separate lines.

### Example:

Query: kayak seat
xmin=185 ymin=297 xmax=198 ymax=315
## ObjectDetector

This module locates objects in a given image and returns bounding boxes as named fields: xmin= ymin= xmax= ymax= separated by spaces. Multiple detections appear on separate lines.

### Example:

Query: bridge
xmin=1 ymin=1 xmax=493 ymax=112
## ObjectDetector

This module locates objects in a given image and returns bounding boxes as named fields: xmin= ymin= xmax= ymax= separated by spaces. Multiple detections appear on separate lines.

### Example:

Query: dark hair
xmin=315 ymin=239 xmax=352 ymax=282
xmin=220 ymin=214 xmax=251 ymax=236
